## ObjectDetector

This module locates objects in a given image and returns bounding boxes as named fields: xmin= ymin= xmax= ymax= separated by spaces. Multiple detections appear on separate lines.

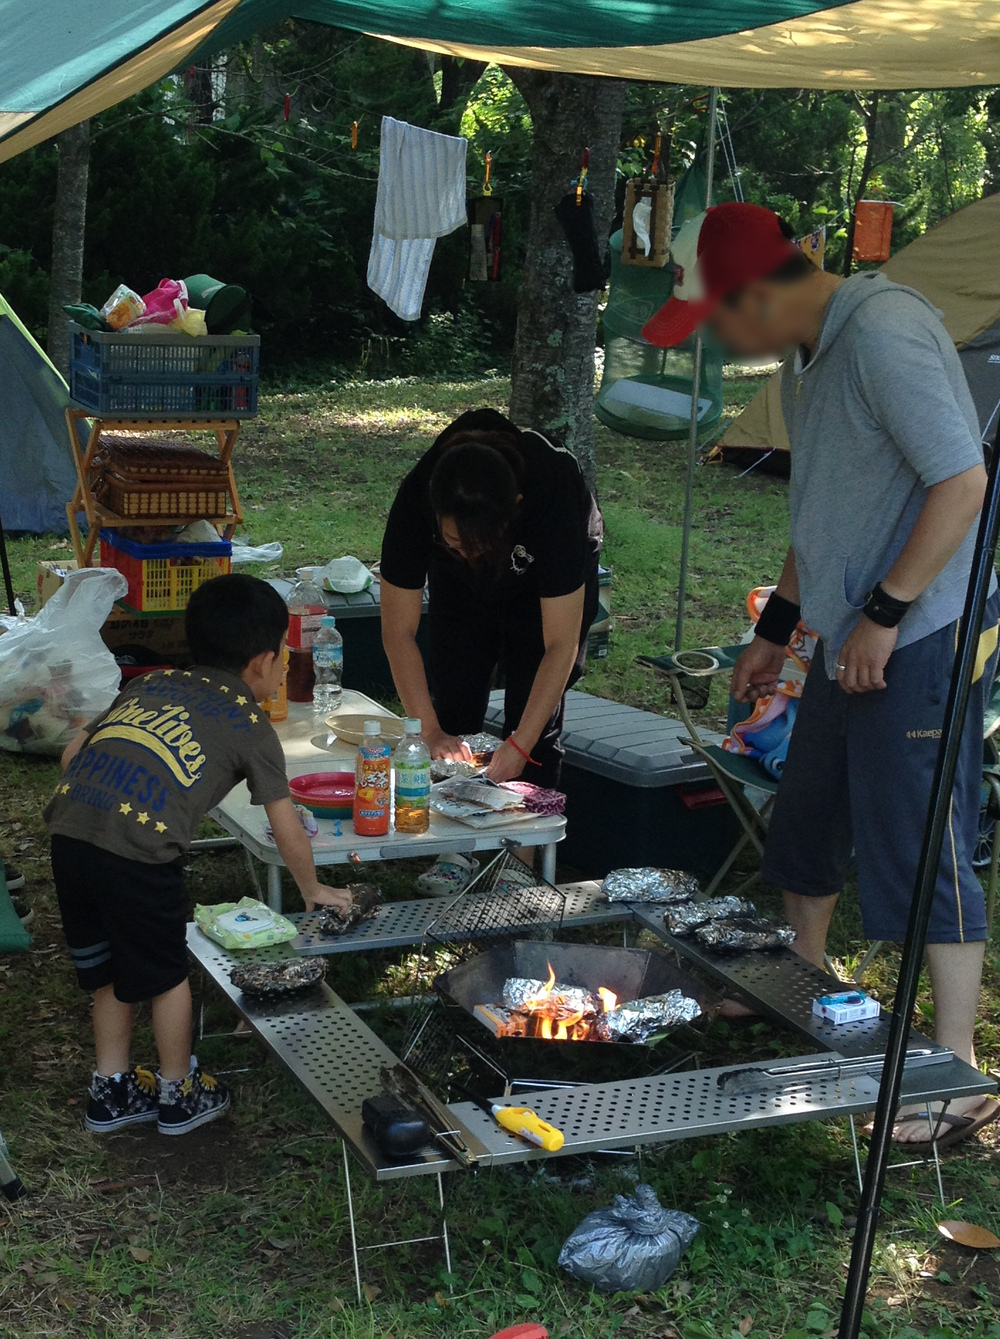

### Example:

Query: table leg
xmin=540 ymin=842 xmax=557 ymax=885
xmin=267 ymin=865 xmax=282 ymax=913
xmin=342 ymin=1141 xmax=363 ymax=1304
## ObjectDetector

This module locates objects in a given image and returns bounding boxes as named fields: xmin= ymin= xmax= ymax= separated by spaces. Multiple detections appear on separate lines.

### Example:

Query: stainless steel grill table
xmin=207 ymin=693 xmax=565 ymax=910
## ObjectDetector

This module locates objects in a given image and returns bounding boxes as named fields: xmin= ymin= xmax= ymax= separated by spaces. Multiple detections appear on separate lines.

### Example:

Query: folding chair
xmin=638 ymin=645 xmax=885 ymax=982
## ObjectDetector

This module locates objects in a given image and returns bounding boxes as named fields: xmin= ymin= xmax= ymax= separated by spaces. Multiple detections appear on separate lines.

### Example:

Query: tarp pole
xmin=675 ymin=86 xmax=719 ymax=651
xmin=838 ymin=429 xmax=1000 ymax=1339
xmin=0 ymin=511 xmax=15 ymax=615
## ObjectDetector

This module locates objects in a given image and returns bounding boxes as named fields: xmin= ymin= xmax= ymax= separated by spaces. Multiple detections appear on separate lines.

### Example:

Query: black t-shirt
xmin=380 ymin=411 xmax=603 ymax=604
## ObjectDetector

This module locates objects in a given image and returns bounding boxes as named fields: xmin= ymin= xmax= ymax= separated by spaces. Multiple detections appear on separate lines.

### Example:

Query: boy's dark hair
xmin=722 ymin=217 xmax=816 ymax=306
xmin=185 ymin=574 xmax=288 ymax=673
xmin=429 ymin=431 xmax=523 ymax=568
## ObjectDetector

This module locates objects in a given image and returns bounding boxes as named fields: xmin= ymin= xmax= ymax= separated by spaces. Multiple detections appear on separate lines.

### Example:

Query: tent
xmin=3 ymin=0 xmax=1000 ymax=164
xmin=715 ymin=191 xmax=1000 ymax=471
xmin=0 ymin=292 xmax=80 ymax=534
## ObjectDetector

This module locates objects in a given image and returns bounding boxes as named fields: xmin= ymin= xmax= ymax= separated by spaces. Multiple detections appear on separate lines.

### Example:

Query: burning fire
xmin=498 ymin=962 xmax=619 ymax=1042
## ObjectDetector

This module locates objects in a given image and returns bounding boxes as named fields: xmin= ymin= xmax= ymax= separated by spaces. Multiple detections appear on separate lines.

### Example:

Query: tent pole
xmin=675 ymin=86 xmax=719 ymax=652
xmin=838 ymin=429 xmax=1000 ymax=1339
xmin=0 ymin=510 xmax=15 ymax=615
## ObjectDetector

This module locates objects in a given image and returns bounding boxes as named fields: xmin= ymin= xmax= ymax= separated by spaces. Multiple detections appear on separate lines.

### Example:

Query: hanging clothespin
xmin=351 ymin=120 xmax=359 ymax=150
xmin=483 ymin=150 xmax=493 ymax=196
xmin=283 ymin=93 xmax=291 ymax=122
xmin=650 ymin=132 xmax=662 ymax=179
xmin=575 ymin=147 xmax=591 ymax=206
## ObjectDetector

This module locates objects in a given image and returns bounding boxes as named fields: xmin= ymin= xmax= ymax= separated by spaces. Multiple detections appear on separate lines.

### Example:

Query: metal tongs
xmin=717 ymin=1045 xmax=953 ymax=1095
xmin=380 ymin=1064 xmax=478 ymax=1169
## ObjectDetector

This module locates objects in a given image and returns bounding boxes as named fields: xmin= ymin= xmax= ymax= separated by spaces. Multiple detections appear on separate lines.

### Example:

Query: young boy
xmin=45 ymin=574 xmax=351 ymax=1136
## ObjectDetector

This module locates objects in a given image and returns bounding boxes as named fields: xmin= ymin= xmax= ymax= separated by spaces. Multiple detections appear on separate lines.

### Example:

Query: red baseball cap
xmin=642 ymin=202 xmax=800 ymax=347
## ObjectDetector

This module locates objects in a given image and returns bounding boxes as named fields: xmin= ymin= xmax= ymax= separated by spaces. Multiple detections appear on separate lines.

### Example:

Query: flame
xmin=598 ymin=986 xmax=618 ymax=1013
xmin=503 ymin=963 xmax=619 ymax=1042
xmin=525 ymin=962 xmax=557 ymax=1010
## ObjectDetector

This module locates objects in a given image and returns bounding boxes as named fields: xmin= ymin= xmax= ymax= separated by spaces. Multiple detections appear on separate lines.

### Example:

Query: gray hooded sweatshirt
xmin=780 ymin=270 xmax=989 ymax=678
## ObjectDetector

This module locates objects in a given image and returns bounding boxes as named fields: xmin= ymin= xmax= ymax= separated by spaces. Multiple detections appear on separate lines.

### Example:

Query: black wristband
xmin=755 ymin=592 xmax=801 ymax=646
xmin=863 ymin=581 xmax=912 ymax=629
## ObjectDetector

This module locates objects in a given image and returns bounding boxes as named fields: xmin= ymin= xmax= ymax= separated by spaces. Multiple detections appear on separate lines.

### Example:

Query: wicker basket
xmin=92 ymin=435 xmax=231 ymax=519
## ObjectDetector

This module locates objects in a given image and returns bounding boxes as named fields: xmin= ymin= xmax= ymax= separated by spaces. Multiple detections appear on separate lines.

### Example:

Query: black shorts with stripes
xmin=51 ymin=835 xmax=188 ymax=1004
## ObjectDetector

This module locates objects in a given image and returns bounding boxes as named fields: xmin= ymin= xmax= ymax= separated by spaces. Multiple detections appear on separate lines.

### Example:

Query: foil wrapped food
xmin=597 ymin=990 xmax=703 ymax=1043
xmin=694 ymin=917 xmax=796 ymax=953
xmin=318 ymin=883 xmax=383 ymax=936
xmin=429 ymin=758 xmax=480 ymax=782
xmin=229 ymin=957 xmax=326 ymax=1000
xmin=663 ymin=897 xmax=757 ymax=936
xmin=460 ymin=731 xmax=503 ymax=762
xmin=602 ymin=867 xmax=701 ymax=905
xmin=502 ymin=976 xmax=598 ymax=1014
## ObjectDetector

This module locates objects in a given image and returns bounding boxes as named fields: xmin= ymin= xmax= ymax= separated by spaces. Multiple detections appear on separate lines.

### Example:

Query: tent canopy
xmin=3 ymin=0 xmax=1000 ymax=164
xmin=715 ymin=191 xmax=1000 ymax=465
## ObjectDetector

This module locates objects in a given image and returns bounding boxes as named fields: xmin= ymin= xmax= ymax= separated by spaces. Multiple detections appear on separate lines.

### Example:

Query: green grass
xmin=1 ymin=372 xmax=998 ymax=1339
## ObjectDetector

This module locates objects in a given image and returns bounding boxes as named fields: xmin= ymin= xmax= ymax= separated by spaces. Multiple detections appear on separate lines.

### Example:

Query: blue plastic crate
xmin=69 ymin=323 xmax=259 ymax=419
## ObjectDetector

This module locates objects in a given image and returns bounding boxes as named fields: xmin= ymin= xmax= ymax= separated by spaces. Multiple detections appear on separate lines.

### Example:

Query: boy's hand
xmin=302 ymin=884 xmax=353 ymax=914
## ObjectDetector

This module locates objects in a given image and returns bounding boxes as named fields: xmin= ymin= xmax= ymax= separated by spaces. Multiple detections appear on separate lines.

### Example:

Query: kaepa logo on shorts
xmin=905 ymin=728 xmax=943 ymax=739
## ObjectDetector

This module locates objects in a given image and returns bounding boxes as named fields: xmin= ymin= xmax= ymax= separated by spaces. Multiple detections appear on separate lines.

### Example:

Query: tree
xmin=507 ymin=72 xmax=625 ymax=489
xmin=46 ymin=120 xmax=90 ymax=375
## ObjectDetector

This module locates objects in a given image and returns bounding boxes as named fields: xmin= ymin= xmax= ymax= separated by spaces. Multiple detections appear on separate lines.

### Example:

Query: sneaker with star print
xmin=157 ymin=1057 xmax=230 ymax=1135
xmin=85 ymin=1066 xmax=159 ymax=1133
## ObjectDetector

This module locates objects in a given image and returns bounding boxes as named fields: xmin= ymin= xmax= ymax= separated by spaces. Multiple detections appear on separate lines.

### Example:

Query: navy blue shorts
xmin=762 ymin=603 xmax=999 ymax=944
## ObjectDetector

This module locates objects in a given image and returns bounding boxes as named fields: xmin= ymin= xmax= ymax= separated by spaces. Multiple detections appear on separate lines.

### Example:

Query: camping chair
xmin=637 ymin=645 xmax=885 ymax=982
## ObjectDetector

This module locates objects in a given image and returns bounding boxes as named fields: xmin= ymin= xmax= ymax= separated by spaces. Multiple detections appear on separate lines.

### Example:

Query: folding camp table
xmin=207 ymin=692 xmax=566 ymax=911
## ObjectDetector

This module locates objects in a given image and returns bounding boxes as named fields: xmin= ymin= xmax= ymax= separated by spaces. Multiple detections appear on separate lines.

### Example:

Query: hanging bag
xmin=622 ymin=178 xmax=674 ymax=268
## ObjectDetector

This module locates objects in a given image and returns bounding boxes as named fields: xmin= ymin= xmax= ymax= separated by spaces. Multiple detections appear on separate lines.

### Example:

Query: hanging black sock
xmin=553 ymin=192 xmax=605 ymax=293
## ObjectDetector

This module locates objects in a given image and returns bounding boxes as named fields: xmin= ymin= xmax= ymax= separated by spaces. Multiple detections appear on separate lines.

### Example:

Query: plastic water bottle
xmin=312 ymin=616 xmax=343 ymax=716
xmin=285 ymin=567 xmax=326 ymax=703
xmin=394 ymin=719 xmax=431 ymax=834
xmin=353 ymin=720 xmax=391 ymax=836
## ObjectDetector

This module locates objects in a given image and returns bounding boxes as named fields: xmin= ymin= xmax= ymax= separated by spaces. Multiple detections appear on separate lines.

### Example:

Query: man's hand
xmin=302 ymin=883 xmax=353 ymax=914
xmin=835 ymin=618 xmax=898 ymax=694
xmin=731 ymin=639 xmax=787 ymax=704
xmin=484 ymin=738 xmax=527 ymax=783
xmin=424 ymin=728 xmax=472 ymax=762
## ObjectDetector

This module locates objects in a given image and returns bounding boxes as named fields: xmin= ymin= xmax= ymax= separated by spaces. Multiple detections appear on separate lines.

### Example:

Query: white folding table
xmin=208 ymin=692 xmax=566 ymax=910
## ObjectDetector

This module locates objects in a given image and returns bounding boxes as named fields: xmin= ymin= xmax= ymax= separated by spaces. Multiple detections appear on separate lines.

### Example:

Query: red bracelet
xmin=507 ymin=732 xmax=541 ymax=766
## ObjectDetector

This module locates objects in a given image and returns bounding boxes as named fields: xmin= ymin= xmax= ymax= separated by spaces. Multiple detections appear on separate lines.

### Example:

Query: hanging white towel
xmin=367 ymin=116 xmax=468 ymax=322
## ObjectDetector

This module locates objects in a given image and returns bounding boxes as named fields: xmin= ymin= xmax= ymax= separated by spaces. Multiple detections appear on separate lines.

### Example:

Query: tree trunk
xmin=46 ymin=120 xmax=91 ymax=377
xmin=842 ymin=92 xmax=880 ymax=276
xmin=508 ymin=72 xmax=625 ymax=490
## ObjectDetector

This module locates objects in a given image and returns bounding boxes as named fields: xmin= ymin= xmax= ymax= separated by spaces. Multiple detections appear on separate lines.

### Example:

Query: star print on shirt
xmin=136 ymin=812 xmax=149 ymax=825
xmin=155 ymin=821 xmax=167 ymax=834
xmin=119 ymin=802 xmax=132 ymax=815
xmin=249 ymin=712 xmax=259 ymax=723
xmin=182 ymin=671 xmax=192 ymax=677
xmin=236 ymin=694 xmax=247 ymax=705
xmin=219 ymin=684 xmax=229 ymax=694
xmin=60 ymin=784 xmax=70 ymax=794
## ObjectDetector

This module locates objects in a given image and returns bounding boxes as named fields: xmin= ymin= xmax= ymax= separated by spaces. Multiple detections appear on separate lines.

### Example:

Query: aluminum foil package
xmin=602 ymin=867 xmax=701 ymax=905
xmin=460 ymin=732 xmax=503 ymax=761
xmin=502 ymin=976 xmax=598 ymax=1014
xmin=663 ymin=897 xmax=757 ymax=936
xmin=597 ymin=990 xmax=703 ymax=1043
xmin=318 ymin=883 xmax=382 ymax=936
xmin=694 ymin=916 xmax=796 ymax=953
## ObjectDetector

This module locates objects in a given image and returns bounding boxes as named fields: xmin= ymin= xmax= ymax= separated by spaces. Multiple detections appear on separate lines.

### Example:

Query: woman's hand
xmin=424 ymin=728 xmax=472 ymax=762
xmin=484 ymin=739 xmax=527 ymax=783
xmin=731 ymin=639 xmax=787 ymax=704
xmin=302 ymin=883 xmax=353 ymax=914
xmin=835 ymin=619 xmax=897 ymax=694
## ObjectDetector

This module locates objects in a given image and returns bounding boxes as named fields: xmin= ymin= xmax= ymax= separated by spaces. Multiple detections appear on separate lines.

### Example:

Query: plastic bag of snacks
xmin=0 ymin=567 xmax=127 ymax=755
xmin=194 ymin=897 xmax=299 ymax=951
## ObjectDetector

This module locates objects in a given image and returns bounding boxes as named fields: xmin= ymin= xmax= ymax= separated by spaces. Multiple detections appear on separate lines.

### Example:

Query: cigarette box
xmin=812 ymin=990 xmax=881 ymax=1026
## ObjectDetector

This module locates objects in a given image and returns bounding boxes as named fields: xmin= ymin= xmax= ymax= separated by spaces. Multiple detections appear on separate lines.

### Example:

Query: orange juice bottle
xmin=261 ymin=647 xmax=289 ymax=723
xmin=353 ymin=720 xmax=391 ymax=836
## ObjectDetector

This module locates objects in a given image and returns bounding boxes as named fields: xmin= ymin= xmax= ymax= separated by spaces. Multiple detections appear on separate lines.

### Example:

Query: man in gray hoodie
xmin=644 ymin=202 xmax=998 ymax=1149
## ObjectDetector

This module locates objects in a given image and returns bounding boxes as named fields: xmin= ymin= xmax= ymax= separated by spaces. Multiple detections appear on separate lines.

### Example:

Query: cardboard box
xmin=812 ymin=991 xmax=881 ymax=1026
xmin=100 ymin=609 xmax=189 ymax=665
xmin=36 ymin=558 xmax=79 ymax=610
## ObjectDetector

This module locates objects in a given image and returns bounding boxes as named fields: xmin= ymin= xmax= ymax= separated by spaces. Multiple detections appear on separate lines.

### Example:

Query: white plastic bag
xmin=230 ymin=537 xmax=284 ymax=565
xmin=0 ymin=567 xmax=127 ymax=755
xmin=316 ymin=556 xmax=374 ymax=594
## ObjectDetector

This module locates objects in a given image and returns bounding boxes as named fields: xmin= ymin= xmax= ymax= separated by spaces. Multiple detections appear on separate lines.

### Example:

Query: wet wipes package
xmin=811 ymin=990 xmax=881 ymax=1026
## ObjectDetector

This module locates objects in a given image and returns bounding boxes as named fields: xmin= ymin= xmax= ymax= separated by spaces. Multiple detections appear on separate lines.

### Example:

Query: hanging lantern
xmin=853 ymin=199 xmax=894 ymax=262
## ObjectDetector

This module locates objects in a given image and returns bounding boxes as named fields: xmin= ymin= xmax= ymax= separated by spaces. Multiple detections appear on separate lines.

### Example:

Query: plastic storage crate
xmin=100 ymin=529 xmax=232 ymax=614
xmin=68 ymin=322 xmax=259 ymax=419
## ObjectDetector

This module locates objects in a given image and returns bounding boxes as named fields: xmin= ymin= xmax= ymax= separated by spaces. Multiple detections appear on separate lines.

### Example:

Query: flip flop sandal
xmin=414 ymin=852 xmax=480 ymax=898
xmin=876 ymin=1097 xmax=1000 ymax=1155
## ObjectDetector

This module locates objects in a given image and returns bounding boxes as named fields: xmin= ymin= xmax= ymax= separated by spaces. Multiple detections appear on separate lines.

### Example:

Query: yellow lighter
xmin=491 ymin=1104 xmax=564 ymax=1152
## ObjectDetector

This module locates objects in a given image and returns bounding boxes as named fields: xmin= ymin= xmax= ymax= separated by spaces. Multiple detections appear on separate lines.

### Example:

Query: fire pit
xmin=434 ymin=940 xmax=720 ymax=1048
